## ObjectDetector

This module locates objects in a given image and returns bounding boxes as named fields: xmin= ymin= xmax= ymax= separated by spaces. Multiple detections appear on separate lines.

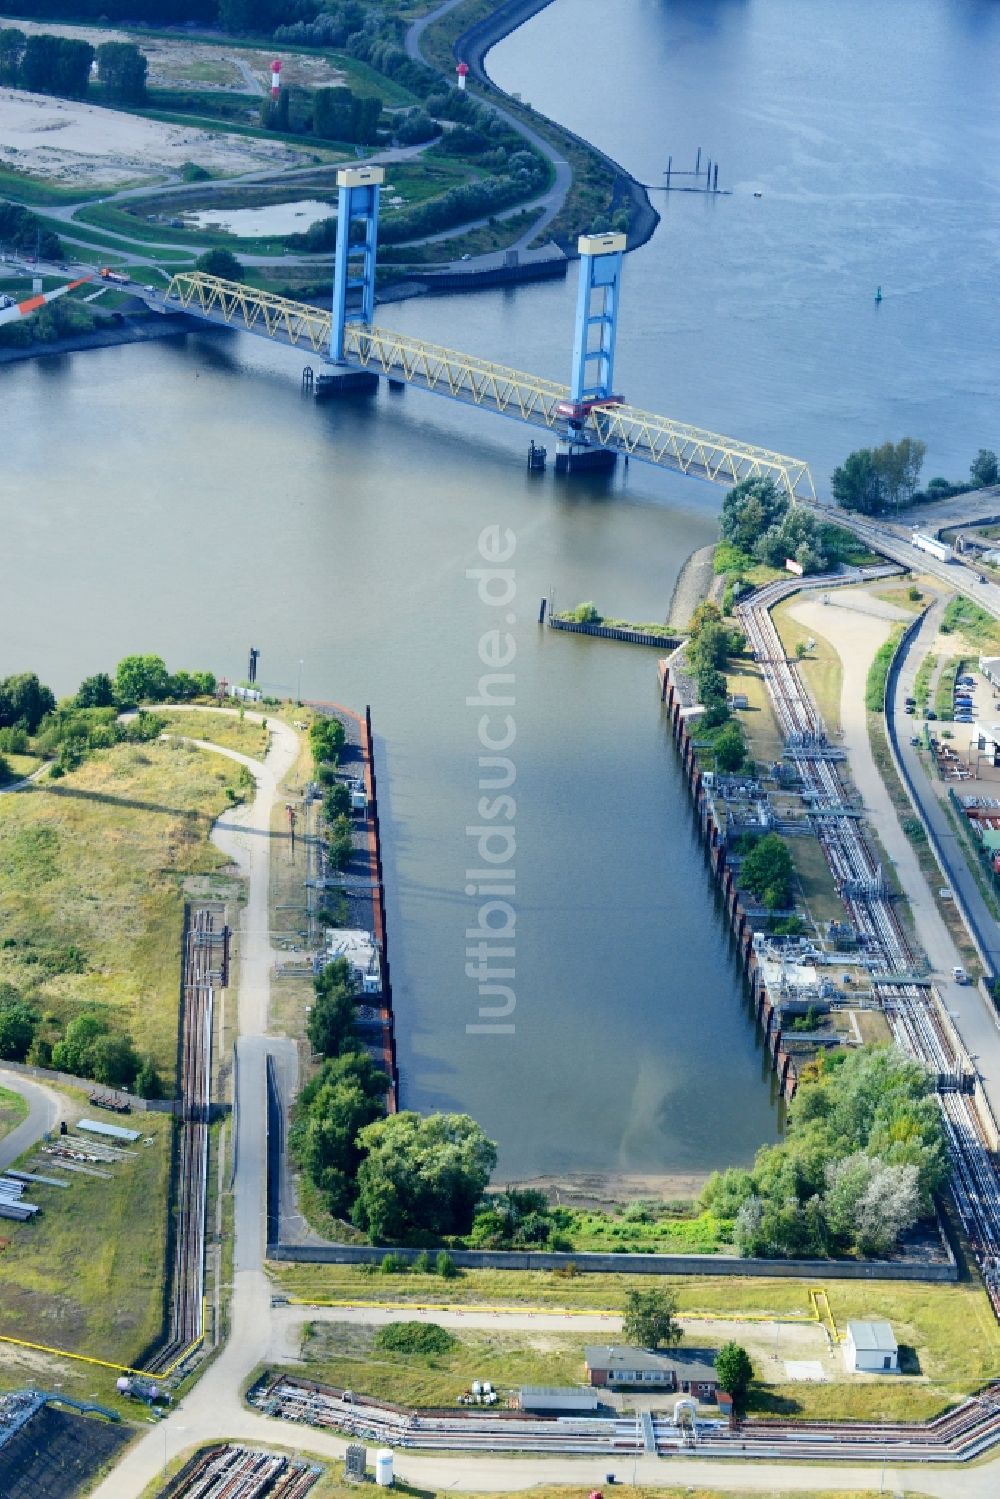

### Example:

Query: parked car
xmin=956 ymin=714 xmax=974 ymax=722
xmin=953 ymin=964 xmax=969 ymax=984
xmin=905 ymin=703 xmax=915 ymax=714
xmin=910 ymin=735 xmax=921 ymax=746
xmin=927 ymin=710 xmax=938 ymax=720
xmin=940 ymin=887 xmax=954 ymax=899
xmin=958 ymin=675 xmax=976 ymax=685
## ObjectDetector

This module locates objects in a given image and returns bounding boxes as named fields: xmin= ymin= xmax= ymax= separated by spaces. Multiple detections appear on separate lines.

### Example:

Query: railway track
xmin=736 ymin=575 xmax=1000 ymax=1317
xmin=145 ymin=906 xmax=228 ymax=1375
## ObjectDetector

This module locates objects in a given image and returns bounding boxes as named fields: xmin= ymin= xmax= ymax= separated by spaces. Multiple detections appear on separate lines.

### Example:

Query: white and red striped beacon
xmin=270 ymin=58 xmax=282 ymax=100
xmin=456 ymin=61 xmax=469 ymax=90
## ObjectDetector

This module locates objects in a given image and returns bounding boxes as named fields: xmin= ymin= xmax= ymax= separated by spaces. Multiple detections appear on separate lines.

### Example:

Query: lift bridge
xmin=163 ymin=165 xmax=815 ymax=497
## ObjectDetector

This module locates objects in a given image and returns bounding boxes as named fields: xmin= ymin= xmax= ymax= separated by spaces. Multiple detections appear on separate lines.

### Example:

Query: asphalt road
xmin=0 ymin=1068 xmax=61 ymax=1172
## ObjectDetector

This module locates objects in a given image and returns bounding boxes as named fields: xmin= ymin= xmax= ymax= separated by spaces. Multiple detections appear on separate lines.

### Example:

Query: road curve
xmin=0 ymin=1068 xmax=62 ymax=1172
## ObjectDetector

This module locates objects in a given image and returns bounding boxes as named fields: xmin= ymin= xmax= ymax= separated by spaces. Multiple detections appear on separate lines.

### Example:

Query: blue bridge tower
xmin=318 ymin=163 xmax=384 ymax=396
xmin=557 ymin=231 xmax=627 ymax=473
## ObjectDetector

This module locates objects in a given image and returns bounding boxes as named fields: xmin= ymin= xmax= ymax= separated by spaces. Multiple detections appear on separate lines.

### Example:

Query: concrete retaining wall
xmin=0 ymin=1057 xmax=177 ymax=1114
xmin=657 ymin=658 xmax=798 ymax=1103
xmin=268 ymin=1240 xmax=956 ymax=1280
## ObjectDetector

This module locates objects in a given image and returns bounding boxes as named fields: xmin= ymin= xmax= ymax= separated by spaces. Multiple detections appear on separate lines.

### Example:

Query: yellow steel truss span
xmin=165 ymin=272 xmax=816 ymax=500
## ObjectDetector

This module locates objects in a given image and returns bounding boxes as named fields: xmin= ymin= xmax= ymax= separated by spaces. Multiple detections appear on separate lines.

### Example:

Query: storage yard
xmin=161 ymin=1443 xmax=321 ymax=1499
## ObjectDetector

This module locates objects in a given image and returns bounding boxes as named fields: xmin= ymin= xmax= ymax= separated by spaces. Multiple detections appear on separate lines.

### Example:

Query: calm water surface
xmin=5 ymin=0 xmax=996 ymax=1177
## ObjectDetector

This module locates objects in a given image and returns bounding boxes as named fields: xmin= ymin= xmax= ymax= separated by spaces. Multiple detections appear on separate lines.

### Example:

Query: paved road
xmin=0 ymin=1068 xmax=62 ymax=1172
xmin=889 ymin=600 xmax=1000 ymax=1088
xmin=405 ymin=0 xmax=572 ymax=261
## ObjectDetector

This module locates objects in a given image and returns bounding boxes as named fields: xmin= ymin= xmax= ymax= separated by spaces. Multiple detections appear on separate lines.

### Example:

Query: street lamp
xmin=297 ymin=658 xmax=304 ymax=703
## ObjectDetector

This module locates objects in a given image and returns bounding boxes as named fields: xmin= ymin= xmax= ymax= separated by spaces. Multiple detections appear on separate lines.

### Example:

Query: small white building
xmin=844 ymin=1320 xmax=898 ymax=1374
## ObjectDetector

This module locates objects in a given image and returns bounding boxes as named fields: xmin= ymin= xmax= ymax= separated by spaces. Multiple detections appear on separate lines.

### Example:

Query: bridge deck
xmin=163 ymin=272 xmax=815 ymax=500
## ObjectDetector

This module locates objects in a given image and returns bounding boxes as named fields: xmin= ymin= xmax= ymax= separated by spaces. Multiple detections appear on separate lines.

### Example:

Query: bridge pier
xmin=554 ymin=440 xmax=617 ymax=475
xmin=314 ymin=367 xmax=379 ymax=400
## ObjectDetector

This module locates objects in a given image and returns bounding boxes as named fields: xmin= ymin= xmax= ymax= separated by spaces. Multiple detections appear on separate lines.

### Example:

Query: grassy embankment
xmin=0 ymin=734 xmax=253 ymax=1388
xmin=267 ymin=1264 xmax=1000 ymax=1424
xmin=0 ymin=737 xmax=241 ymax=1071
xmin=419 ymin=0 xmax=620 ymax=244
xmin=0 ymin=1084 xmax=28 ymax=1141
xmin=158 ymin=707 xmax=271 ymax=758
xmin=0 ymin=1095 xmax=174 ymax=1392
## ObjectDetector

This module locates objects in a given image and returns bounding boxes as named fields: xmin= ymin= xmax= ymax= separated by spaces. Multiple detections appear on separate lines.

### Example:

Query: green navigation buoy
xmin=875 ymin=285 xmax=883 ymax=303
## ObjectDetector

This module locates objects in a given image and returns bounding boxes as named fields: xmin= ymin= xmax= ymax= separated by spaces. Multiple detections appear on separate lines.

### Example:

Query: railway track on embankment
xmin=737 ymin=576 xmax=1000 ymax=1316
xmin=145 ymin=905 xmax=229 ymax=1375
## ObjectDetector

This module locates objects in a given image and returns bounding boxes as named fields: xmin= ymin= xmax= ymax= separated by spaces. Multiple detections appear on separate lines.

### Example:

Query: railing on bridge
xmin=163 ymin=271 xmax=816 ymax=501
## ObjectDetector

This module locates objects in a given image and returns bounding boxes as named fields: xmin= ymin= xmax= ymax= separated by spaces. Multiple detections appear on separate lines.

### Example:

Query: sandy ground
xmin=8 ymin=20 xmax=346 ymax=95
xmin=0 ymin=86 xmax=321 ymax=186
xmin=496 ymin=1170 xmax=709 ymax=1208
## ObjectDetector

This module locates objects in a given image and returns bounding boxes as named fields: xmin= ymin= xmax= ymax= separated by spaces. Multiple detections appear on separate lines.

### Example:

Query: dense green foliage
xmin=352 ymin=1111 xmax=498 ymax=1243
xmin=374 ymin=1320 xmax=456 ymax=1355
xmin=738 ymin=832 xmax=794 ymax=911
xmin=470 ymin=1187 xmax=571 ymax=1251
xmin=622 ymin=1286 xmax=680 ymax=1349
xmin=685 ymin=602 xmax=748 ymax=763
xmin=701 ymin=1046 xmax=946 ymax=1259
xmin=290 ymin=1047 xmax=387 ymax=1216
xmin=0 ymin=200 xmax=62 ymax=260
xmin=831 ymin=438 xmax=926 ymax=514
xmin=96 ymin=42 xmax=148 ymax=105
xmin=195 ymin=247 xmax=244 ymax=283
xmin=314 ymin=85 xmax=382 ymax=144
xmin=112 ymin=654 xmax=215 ymax=706
xmin=865 ymin=627 xmax=904 ymax=712
xmin=0 ymin=673 xmax=55 ymax=734
xmin=306 ymin=957 xmax=358 ymax=1058
xmin=720 ymin=477 xmax=829 ymax=573
xmin=311 ymin=714 xmax=346 ymax=764
xmin=970 ymin=448 xmax=999 ymax=488
xmin=940 ymin=594 xmax=1000 ymax=647
xmin=714 ymin=1342 xmax=754 ymax=1415
xmin=0 ymin=984 xmax=37 ymax=1062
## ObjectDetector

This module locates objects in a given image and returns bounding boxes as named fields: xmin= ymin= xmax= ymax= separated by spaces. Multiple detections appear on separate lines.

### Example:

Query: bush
xmin=380 ymin=1251 xmax=409 ymax=1274
xmin=436 ymin=1249 xmax=459 ymax=1278
xmin=374 ymin=1321 xmax=456 ymax=1355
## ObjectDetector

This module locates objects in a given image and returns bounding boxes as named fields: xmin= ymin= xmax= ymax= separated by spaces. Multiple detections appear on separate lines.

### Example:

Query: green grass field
xmin=268 ymin=1267 xmax=1000 ymax=1425
xmin=158 ymin=709 xmax=270 ymax=759
xmin=0 ymin=1097 xmax=173 ymax=1372
xmin=0 ymin=1084 xmax=28 ymax=1141
xmin=0 ymin=736 xmax=239 ymax=1073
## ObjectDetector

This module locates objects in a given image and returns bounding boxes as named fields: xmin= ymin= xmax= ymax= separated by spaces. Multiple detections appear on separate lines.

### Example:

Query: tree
xmin=325 ymin=782 xmax=351 ymax=820
xmin=721 ymin=477 xmax=788 ymax=554
xmin=873 ymin=438 xmax=926 ymax=511
xmin=971 ymin=449 xmax=999 ymax=489
xmin=307 ymin=958 xmax=358 ymax=1057
xmin=0 ymin=990 xmax=36 ymax=1062
xmin=825 ymin=1153 xmax=921 ymax=1257
xmin=195 ymin=247 xmax=244 ymax=283
xmin=831 ymin=448 xmax=883 ymax=514
xmin=97 ymin=41 xmax=147 ymax=105
xmin=622 ymin=1287 xmax=680 ymax=1349
xmin=310 ymin=715 xmax=346 ymax=763
xmin=134 ymin=1056 xmax=163 ymax=1099
xmin=76 ymin=672 xmax=115 ymax=708
xmin=0 ymin=672 xmax=55 ymax=732
xmin=714 ymin=723 xmax=745 ymax=773
xmin=714 ymin=1342 xmax=754 ymax=1416
xmin=352 ymin=1111 xmax=498 ymax=1242
xmin=114 ymin=654 xmax=170 ymax=706
xmin=740 ymin=833 xmax=793 ymax=910
xmin=89 ymin=1030 xmax=140 ymax=1088
xmin=0 ymin=27 xmax=26 ymax=86
xmin=289 ymin=1048 xmax=387 ymax=1215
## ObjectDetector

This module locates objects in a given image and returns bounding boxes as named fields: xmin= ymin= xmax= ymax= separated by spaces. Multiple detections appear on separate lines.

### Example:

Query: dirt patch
xmin=10 ymin=21 xmax=346 ymax=96
xmin=0 ymin=86 xmax=323 ymax=188
xmin=496 ymin=1170 xmax=709 ymax=1209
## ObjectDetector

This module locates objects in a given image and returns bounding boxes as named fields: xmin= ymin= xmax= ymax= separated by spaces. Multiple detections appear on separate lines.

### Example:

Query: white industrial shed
xmin=844 ymin=1320 xmax=899 ymax=1373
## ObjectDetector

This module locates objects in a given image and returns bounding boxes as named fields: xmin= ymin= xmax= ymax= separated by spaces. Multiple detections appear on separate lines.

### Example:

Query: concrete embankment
xmin=657 ymin=655 xmax=799 ymax=1106
xmin=667 ymin=544 xmax=721 ymax=631
xmin=0 ymin=310 xmax=201 ymax=367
